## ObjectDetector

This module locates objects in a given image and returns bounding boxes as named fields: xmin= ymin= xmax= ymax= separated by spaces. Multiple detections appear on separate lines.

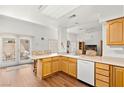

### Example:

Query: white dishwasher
xmin=77 ymin=60 xmax=94 ymax=86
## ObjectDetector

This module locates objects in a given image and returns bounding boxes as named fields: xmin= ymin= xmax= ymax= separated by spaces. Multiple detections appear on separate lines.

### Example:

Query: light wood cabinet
xmin=106 ymin=17 xmax=124 ymax=45
xmin=95 ymin=63 xmax=110 ymax=87
xmin=96 ymin=74 xmax=109 ymax=83
xmin=112 ymin=66 xmax=124 ymax=87
xmin=96 ymin=68 xmax=109 ymax=76
xmin=61 ymin=57 xmax=69 ymax=73
xmin=52 ymin=61 xmax=59 ymax=73
xmin=123 ymin=18 xmax=124 ymax=43
xmin=96 ymin=63 xmax=109 ymax=70
xmin=42 ymin=58 xmax=52 ymax=77
xmin=36 ymin=56 xmax=124 ymax=86
xmin=61 ymin=60 xmax=69 ymax=73
xmin=51 ymin=57 xmax=60 ymax=73
xmin=95 ymin=63 xmax=124 ymax=87
xmin=96 ymin=79 xmax=109 ymax=87
xmin=37 ymin=56 xmax=77 ymax=79
xmin=68 ymin=59 xmax=77 ymax=77
xmin=61 ymin=57 xmax=77 ymax=77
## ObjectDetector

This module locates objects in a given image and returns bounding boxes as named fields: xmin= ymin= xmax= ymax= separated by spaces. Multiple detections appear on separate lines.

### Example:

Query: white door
xmin=19 ymin=37 xmax=32 ymax=64
xmin=0 ymin=35 xmax=32 ymax=67
xmin=0 ymin=36 xmax=18 ymax=67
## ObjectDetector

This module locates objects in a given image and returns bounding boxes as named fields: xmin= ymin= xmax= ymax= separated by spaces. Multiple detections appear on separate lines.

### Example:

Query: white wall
xmin=67 ymin=33 xmax=77 ymax=42
xmin=58 ymin=27 xmax=67 ymax=53
xmin=67 ymin=26 xmax=102 ymax=55
xmin=77 ymin=30 xmax=102 ymax=45
xmin=0 ymin=15 xmax=58 ymax=51
xmin=67 ymin=33 xmax=77 ymax=53
xmin=101 ymin=6 xmax=124 ymax=58
xmin=77 ymin=29 xmax=102 ymax=55
xmin=102 ymin=22 xmax=124 ymax=58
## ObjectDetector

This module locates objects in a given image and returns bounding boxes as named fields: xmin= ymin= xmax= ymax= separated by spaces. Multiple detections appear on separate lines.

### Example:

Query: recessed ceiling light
xmin=75 ymin=22 xmax=78 ymax=24
xmin=38 ymin=5 xmax=43 ymax=10
xmin=79 ymin=28 xmax=83 ymax=30
xmin=69 ymin=14 xmax=76 ymax=19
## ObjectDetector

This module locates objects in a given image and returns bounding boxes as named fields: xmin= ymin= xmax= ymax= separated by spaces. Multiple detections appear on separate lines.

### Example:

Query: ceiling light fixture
xmin=38 ymin=5 xmax=47 ymax=11
xmin=38 ymin=5 xmax=43 ymax=10
xmin=75 ymin=22 xmax=78 ymax=24
xmin=79 ymin=28 xmax=83 ymax=30
xmin=69 ymin=14 xmax=76 ymax=19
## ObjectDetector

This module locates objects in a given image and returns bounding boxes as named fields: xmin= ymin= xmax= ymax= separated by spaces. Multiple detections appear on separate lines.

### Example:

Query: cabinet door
xmin=68 ymin=61 xmax=77 ymax=77
xmin=59 ymin=57 xmax=62 ymax=71
xmin=42 ymin=61 xmax=51 ymax=77
xmin=113 ymin=66 xmax=124 ymax=87
xmin=52 ymin=60 xmax=59 ymax=73
xmin=107 ymin=18 xmax=123 ymax=45
xmin=123 ymin=18 xmax=124 ymax=43
xmin=61 ymin=61 xmax=68 ymax=73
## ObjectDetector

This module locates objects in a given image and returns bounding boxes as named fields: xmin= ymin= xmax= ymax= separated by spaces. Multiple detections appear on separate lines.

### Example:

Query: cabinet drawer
xmin=96 ymin=63 xmax=109 ymax=70
xmin=96 ymin=79 xmax=109 ymax=87
xmin=96 ymin=68 xmax=109 ymax=76
xmin=96 ymin=74 xmax=109 ymax=83
xmin=42 ymin=58 xmax=51 ymax=62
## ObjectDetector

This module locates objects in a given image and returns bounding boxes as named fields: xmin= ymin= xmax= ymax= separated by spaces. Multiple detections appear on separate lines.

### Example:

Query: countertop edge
xmin=31 ymin=54 xmax=124 ymax=67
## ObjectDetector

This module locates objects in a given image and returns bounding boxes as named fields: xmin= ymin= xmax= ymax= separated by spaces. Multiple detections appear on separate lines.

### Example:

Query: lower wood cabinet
xmin=61 ymin=61 xmax=69 ymax=73
xmin=95 ymin=63 xmax=124 ymax=87
xmin=37 ymin=56 xmax=77 ymax=79
xmin=36 ymin=58 xmax=52 ymax=79
xmin=36 ymin=56 xmax=124 ymax=87
xmin=96 ymin=79 xmax=109 ymax=87
xmin=52 ymin=60 xmax=59 ymax=73
xmin=112 ymin=66 xmax=124 ymax=87
xmin=68 ymin=59 xmax=77 ymax=77
xmin=51 ymin=57 xmax=60 ymax=73
xmin=60 ymin=57 xmax=68 ymax=73
xmin=42 ymin=60 xmax=52 ymax=77
xmin=95 ymin=63 xmax=110 ymax=87
xmin=61 ymin=57 xmax=77 ymax=77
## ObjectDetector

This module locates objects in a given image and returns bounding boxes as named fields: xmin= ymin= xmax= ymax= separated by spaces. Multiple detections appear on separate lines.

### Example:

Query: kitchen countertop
xmin=31 ymin=53 xmax=124 ymax=67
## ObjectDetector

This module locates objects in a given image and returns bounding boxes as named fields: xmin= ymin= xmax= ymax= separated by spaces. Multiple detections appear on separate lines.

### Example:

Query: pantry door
xmin=19 ymin=37 xmax=32 ymax=64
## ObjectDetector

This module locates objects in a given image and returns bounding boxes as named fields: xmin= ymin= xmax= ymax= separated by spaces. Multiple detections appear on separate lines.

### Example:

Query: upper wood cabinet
xmin=106 ymin=17 xmax=124 ymax=45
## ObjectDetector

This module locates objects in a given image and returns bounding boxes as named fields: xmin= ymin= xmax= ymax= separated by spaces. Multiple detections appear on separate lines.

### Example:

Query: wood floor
xmin=0 ymin=64 xmax=89 ymax=87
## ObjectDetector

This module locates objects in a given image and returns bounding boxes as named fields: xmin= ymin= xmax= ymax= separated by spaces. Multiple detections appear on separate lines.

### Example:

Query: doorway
xmin=0 ymin=35 xmax=32 ymax=67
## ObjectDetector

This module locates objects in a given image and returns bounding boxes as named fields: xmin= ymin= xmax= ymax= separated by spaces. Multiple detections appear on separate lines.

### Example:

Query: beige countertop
xmin=31 ymin=53 xmax=60 ymax=60
xmin=31 ymin=53 xmax=124 ymax=67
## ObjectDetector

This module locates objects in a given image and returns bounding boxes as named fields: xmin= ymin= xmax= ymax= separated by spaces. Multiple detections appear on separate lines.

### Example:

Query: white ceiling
xmin=58 ymin=5 xmax=124 ymax=27
xmin=0 ymin=5 xmax=58 ymax=29
xmin=40 ymin=5 xmax=79 ymax=19
xmin=64 ymin=5 xmax=124 ymax=33
xmin=67 ymin=21 xmax=101 ymax=34
xmin=0 ymin=5 xmax=123 ymax=33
